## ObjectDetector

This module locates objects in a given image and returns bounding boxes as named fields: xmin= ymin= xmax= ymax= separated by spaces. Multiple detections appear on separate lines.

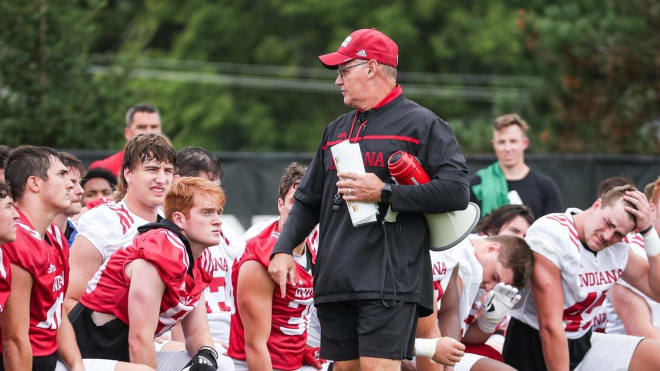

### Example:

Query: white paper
xmin=330 ymin=140 xmax=378 ymax=226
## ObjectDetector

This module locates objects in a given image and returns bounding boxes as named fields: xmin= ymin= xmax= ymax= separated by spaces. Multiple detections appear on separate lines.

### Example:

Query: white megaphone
xmin=387 ymin=151 xmax=481 ymax=251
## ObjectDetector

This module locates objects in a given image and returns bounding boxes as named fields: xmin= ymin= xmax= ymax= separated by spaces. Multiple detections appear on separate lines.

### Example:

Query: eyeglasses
xmin=337 ymin=61 xmax=368 ymax=78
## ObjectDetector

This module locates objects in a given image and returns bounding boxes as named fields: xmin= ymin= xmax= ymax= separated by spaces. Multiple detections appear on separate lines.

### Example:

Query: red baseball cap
xmin=318 ymin=28 xmax=399 ymax=68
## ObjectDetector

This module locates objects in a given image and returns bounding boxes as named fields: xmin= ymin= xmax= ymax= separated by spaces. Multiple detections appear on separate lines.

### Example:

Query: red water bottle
xmin=388 ymin=151 xmax=431 ymax=185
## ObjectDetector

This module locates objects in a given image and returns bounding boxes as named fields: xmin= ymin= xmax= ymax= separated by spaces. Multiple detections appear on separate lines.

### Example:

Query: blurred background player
xmin=52 ymin=152 xmax=86 ymax=246
xmin=89 ymin=104 xmax=162 ymax=177
xmin=470 ymin=113 xmax=563 ymax=218
xmin=65 ymin=134 xmax=175 ymax=313
xmin=474 ymin=204 xmax=535 ymax=238
xmin=69 ymin=177 xmax=226 ymax=371
xmin=80 ymin=167 xmax=118 ymax=206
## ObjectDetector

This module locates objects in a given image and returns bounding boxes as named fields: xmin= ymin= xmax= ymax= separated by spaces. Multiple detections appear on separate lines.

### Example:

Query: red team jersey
xmin=89 ymin=150 xmax=124 ymax=177
xmin=0 ymin=236 xmax=11 ymax=312
xmin=0 ymin=209 xmax=69 ymax=356
xmin=81 ymin=226 xmax=213 ymax=336
xmin=228 ymin=220 xmax=315 ymax=371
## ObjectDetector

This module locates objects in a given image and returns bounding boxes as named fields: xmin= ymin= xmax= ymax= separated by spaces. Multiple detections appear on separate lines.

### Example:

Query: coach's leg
xmin=360 ymin=356 xmax=400 ymax=370
xmin=629 ymin=339 xmax=660 ymax=371
xmin=333 ymin=359 xmax=360 ymax=371
xmin=357 ymin=301 xmax=418 ymax=371
xmin=317 ymin=302 xmax=360 ymax=371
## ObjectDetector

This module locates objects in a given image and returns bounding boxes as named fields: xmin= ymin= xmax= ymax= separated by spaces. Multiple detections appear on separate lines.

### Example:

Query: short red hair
xmin=164 ymin=177 xmax=225 ymax=220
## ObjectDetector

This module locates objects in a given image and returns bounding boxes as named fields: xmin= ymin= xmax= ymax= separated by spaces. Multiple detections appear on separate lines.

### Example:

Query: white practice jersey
xmin=512 ymin=209 xmax=629 ymax=339
xmin=606 ymin=233 xmax=660 ymax=334
xmin=431 ymin=236 xmax=483 ymax=334
xmin=591 ymin=304 xmax=608 ymax=333
xmin=76 ymin=200 xmax=152 ymax=262
xmin=203 ymin=222 xmax=246 ymax=342
xmin=457 ymin=238 xmax=484 ymax=333
xmin=430 ymin=241 xmax=462 ymax=304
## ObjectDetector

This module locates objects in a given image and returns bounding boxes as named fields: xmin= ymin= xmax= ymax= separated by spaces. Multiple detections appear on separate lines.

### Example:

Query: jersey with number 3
xmin=196 ymin=223 xmax=245 ymax=342
xmin=512 ymin=209 xmax=629 ymax=338
xmin=0 ymin=209 xmax=69 ymax=356
xmin=81 ymin=226 xmax=211 ymax=336
xmin=228 ymin=219 xmax=314 ymax=371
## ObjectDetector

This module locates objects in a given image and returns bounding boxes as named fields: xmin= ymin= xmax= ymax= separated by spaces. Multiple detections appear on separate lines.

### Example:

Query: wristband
xmin=198 ymin=345 xmax=219 ymax=360
xmin=640 ymin=225 xmax=654 ymax=235
xmin=415 ymin=337 xmax=437 ymax=358
xmin=643 ymin=226 xmax=660 ymax=257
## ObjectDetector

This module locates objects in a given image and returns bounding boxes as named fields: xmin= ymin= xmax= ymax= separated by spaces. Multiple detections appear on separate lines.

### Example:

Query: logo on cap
xmin=341 ymin=36 xmax=352 ymax=48
xmin=356 ymin=49 xmax=367 ymax=57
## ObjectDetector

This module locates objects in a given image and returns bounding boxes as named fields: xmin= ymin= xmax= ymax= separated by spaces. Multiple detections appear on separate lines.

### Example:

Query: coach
xmin=269 ymin=28 xmax=469 ymax=370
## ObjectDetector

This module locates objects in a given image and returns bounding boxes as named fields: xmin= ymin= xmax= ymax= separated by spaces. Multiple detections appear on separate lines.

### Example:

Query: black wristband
xmin=196 ymin=346 xmax=218 ymax=369
xmin=640 ymin=225 xmax=654 ymax=235
xmin=380 ymin=183 xmax=392 ymax=204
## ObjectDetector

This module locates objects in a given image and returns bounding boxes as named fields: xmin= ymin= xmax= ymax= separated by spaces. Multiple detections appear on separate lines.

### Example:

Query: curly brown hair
xmin=118 ymin=134 xmax=175 ymax=199
xmin=279 ymin=162 xmax=307 ymax=201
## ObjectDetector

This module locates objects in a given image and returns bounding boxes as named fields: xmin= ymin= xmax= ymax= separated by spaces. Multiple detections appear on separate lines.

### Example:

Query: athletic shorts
xmin=575 ymin=332 xmax=643 ymax=371
xmin=316 ymin=300 xmax=418 ymax=361
xmin=69 ymin=303 xmax=130 ymax=361
xmin=0 ymin=353 xmax=57 ymax=371
xmin=503 ymin=317 xmax=591 ymax=370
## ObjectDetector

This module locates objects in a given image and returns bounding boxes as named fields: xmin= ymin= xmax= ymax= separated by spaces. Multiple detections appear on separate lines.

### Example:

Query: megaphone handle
xmin=384 ymin=206 xmax=398 ymax=223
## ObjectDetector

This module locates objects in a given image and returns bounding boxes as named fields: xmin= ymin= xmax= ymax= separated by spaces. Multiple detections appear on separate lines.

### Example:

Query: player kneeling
xmin=69 ymin=177 xmax=226 ymax=370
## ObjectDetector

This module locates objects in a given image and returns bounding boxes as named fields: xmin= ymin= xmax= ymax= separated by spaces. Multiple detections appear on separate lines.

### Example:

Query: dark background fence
xmin=68 ymin=150 xmax=660 ymax=231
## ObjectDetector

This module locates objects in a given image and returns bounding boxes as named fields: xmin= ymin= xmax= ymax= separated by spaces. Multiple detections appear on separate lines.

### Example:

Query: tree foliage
xmin=522 ymin=0 xmax=660 ymax=153
xmin=0 ymin=0 xmax=129 ymax=149
xmin=1 ymin=0 xmax=658 ymax=153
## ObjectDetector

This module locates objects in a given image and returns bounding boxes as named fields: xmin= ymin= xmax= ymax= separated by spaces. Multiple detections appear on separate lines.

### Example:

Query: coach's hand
xmin=269 ymin=253 xmax=297 ymax=298
xmin=337 ymin=171 xmax=384 ymax=203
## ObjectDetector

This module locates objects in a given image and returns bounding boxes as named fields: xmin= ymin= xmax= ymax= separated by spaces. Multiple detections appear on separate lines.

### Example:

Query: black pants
xmin=0 ymin=352 xmax=57 ymax=371
xmin=502 ymin=317 xmax=591 ymax=371
xmin=68 ymin=302 xmax=130 ymax=361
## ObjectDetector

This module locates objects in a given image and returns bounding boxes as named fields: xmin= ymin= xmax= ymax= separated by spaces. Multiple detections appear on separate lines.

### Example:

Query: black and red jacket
xmin=273 ymin=87 xmax=469 ymax=316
